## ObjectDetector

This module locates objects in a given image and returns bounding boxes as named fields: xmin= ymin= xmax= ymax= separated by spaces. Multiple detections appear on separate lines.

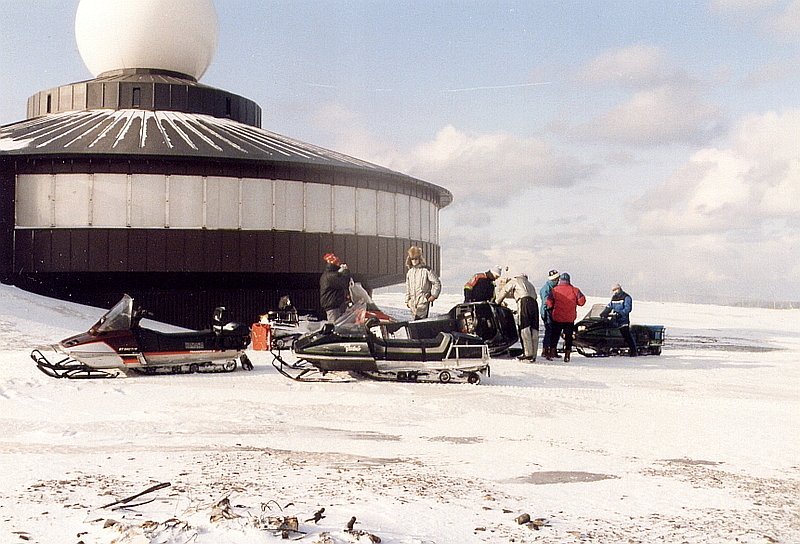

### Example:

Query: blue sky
xmin=2 ymin=1 xmax=800 ymax=303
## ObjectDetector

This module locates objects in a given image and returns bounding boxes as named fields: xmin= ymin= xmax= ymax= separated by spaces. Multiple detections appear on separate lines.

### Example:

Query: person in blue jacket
xmin=539 ymin=269 xmax=560 ymax=359
xmin=603 ymin=283 xmax=637 ymax=356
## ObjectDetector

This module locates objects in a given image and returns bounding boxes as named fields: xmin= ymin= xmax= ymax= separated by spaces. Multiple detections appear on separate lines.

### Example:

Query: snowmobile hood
xmin=60 ymin=329 xmax=129 ymax=349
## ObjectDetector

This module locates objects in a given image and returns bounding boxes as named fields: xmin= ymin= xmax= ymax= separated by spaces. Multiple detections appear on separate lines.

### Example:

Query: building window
xmin=132 ymin=87 xmax=141 ymax=108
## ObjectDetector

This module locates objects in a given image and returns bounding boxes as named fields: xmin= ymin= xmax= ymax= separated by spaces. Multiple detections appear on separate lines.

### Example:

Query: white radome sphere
xmin=75 ymin=0 xmax=218 ymax=80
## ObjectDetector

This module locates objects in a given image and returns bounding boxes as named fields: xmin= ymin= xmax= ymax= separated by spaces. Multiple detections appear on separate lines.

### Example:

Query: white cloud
xmin=742 ymin=58 xmax=799 ymax=87
xmin=309 ymin=101 xmax=398 ymax=161
xmin=684 ymin=149 xmax=752 ymax=212
xmin=576 ymin=44 xmax=676 ymax=89
xmin=635 ymin=108 xmax=800 ymax=234
xmin=760 ymin=160 xmax=800 ymax=213
xmin=570 ymin=85 xmax=722 ymax=146
xmin=764 ymin=0 xmax=800 ymax=38
xmin=568 ymin=46 xmax=724 ymax=146
xmin=304 ymin=104 xmax=596 ymax=209
xmin=711 ymin=0 xmax=800 ymax=39
xmin=382 ymin=125 xmax=596 ymax=207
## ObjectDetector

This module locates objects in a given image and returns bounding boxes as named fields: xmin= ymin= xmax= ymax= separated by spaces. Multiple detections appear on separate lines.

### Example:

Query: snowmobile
xmin=31 ymin=294 xmax=253 ymax=379
xmin=573 ymin=304 xmax=665 ymax=357
xmin=258 ymin=296 xmax=324 ymax=350
xmin=403 ymin=301 xmax=519 ymax=357
xmin=272 ymin=286 xmax=490 ymax=384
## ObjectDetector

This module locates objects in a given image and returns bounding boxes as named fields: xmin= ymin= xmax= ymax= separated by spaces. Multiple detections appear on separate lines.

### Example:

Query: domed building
xmin=0 ymin=0 xmax=451 ymax=328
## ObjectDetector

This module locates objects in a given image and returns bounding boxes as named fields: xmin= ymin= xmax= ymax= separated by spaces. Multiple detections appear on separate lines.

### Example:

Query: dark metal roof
xmin=92 ymin=69 xmax=202 ymax=84
xmin=0 ymin=109 xmax=453 ymax=206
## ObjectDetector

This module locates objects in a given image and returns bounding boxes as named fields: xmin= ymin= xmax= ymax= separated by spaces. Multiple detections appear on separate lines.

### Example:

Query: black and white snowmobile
xmin=573 ymin=304 xmax=665 ymax=357
xmin=31 ymin=294 xmax=253 ymax=379
xmin=272 ymin=287 xmax=490 ymax=384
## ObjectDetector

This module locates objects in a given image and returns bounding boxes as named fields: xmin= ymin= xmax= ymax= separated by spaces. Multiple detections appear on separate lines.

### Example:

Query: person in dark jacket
xmin=545 ymin=272 xmax=586 ymax=362
xmin=603 ymin=283 xmax=637 ymax=356
xmin=319 ymin=253 xmax=352 ymax=322
xmin=539 ymin=269 xmax=560 ymax=359
xmin=463 ymin=266 xmax=502 ymax=302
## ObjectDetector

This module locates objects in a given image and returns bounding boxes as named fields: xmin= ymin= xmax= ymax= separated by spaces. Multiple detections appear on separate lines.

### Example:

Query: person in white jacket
xmin=405 ymin=246 xmax=441 ymax=320
xmin=495 ymin=271 xmax=540 ymax=361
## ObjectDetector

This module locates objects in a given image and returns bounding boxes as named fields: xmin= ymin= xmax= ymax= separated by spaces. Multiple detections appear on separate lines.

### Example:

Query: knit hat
xmin=548 ymin=269 xmax=560 ymax=281
xmin=611 ymin=283 xmax=622 ymax=292
xmin=559 ymin=272 xmax=571 ymax=282
xmin=323 ymin=253 xmax=340 ymax=266
xmin=490 ymin=266 xmax=503 ymax=278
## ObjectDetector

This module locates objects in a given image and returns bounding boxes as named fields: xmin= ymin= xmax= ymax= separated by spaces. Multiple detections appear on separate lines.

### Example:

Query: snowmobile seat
xmin=371 ymin=332 xmax=448 ymax=350
xmin=369 ymin=332 xmax=451 ymax=361
xmin=133 ymin=327 xmax=214 ymax=352
xmin=404 ymin=317 xmax=458 ymax=339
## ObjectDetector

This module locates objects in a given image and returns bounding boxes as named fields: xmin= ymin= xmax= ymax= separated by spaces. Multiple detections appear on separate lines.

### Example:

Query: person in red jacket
xmin=545 ymin=272 xmax=586 ymax=362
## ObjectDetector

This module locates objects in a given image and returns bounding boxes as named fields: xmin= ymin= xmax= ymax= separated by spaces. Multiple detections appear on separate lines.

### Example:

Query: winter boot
xmin=563 ymin=350 xmax=571 ymax=363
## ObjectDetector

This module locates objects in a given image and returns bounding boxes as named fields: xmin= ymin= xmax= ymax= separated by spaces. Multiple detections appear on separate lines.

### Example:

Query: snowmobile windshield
xmin=347 ymin=282 xmax=380 ymax=312
xmin=348 ymin=282 xmax=394 ymax=322
xmin=93 ymin=295 xmax=134 ymax=333
xmin=333 ymin=301 xmax=371 ymax=337
xmin=584 ymin=304 xmax=609 ymax=319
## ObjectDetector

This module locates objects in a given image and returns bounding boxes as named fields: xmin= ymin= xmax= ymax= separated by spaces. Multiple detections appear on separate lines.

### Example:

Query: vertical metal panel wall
xmin=4 ymin=155 xmax=444 ymax=328
xmin=27 ymin=77 xmax=262 ymax=128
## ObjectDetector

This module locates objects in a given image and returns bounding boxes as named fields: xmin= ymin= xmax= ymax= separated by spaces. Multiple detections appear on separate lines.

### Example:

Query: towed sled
xmin=259 ymin=306 xmax=323 ymax=350
xmin=32 ymin=294 xmax=253 ymax=379
xmin=573 ymin=304 xmax=665 ymax=357
xmin=272 ymin=285 xmax=490 ymax=384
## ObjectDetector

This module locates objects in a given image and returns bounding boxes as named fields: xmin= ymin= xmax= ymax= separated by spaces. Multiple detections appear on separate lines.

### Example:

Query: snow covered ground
xmin=1 ymin=285 xmax=798 ymax=543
